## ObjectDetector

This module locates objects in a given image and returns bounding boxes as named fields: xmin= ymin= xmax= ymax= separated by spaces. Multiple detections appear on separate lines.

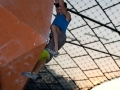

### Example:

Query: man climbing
xmin=22 ymin=0 xmax=71 ymax=79
xmin=47 ymin=0 xmax=71 ymax=57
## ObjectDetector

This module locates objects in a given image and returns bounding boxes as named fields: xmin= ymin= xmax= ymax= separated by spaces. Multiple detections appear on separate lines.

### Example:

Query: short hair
xmin=64 ymin=2 xmax=67 ymax=8
xmin=54 ymin=2 xmax=67 ymax=8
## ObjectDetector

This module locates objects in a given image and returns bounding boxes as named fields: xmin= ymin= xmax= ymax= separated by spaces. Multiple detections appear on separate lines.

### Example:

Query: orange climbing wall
xmin=0 ymin=0 xmax=54 ymax=90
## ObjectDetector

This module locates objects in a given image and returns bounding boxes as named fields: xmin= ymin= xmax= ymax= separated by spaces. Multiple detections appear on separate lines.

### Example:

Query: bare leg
xmin=32 ymin=60 xmax=46 ymax=74
xmin=50 ymin=25 xmax=60 ymax=53
xmin=22 ymin=61 xmax=45 ymax=79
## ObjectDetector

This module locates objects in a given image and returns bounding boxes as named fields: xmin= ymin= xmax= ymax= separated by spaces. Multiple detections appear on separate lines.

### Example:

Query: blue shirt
xmin=52 ymin=13 xmax=70 ymax=34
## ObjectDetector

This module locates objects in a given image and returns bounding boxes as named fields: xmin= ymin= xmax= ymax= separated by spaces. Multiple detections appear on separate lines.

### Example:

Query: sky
xmin=92 ymin=77 xmax=120 ymax=90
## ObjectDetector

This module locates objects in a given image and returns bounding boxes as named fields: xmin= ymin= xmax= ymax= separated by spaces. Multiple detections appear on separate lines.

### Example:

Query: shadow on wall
xmin=24 ymin=66 xmax=79 ymax=90
xmin=0 ymin=71 xmax=1 ymax=90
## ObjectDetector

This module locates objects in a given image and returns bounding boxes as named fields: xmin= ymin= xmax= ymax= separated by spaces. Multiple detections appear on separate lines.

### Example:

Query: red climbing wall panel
xmin=0 ymin=0 xmax=54 ymax=90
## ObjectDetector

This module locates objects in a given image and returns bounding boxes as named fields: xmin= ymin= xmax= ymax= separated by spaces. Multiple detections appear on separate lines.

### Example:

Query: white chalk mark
xmin=24 ymin=63 xmax=30 ymax=66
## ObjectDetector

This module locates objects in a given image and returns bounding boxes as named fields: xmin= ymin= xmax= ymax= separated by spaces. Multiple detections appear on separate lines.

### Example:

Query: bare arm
xmin=57 ymin=0 xmax=71 ymax=22
xmin=57 ymin=0 xmax=67 ymax=15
